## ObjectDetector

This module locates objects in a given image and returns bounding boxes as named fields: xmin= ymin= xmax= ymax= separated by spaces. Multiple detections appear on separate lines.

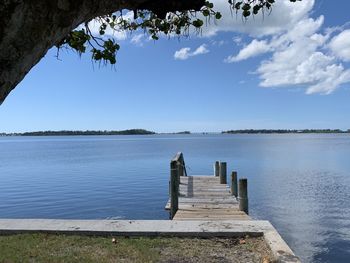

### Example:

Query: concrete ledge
xmin=0 ymin=219 xmax=300 ymax=263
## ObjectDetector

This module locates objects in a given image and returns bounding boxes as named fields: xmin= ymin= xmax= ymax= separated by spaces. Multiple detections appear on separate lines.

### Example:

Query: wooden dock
xmin=162 ymin=153 xmax=301 ymax=261
xmin=165 ymin=153 xmax=250 ymax=221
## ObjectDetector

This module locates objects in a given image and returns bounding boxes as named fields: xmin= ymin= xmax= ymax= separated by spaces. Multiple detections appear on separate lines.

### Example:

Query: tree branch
xmin=0 ymin=0 xmax=205 ymax=104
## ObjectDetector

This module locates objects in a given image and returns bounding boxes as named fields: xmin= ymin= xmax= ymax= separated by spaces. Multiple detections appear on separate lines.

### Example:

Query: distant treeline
xmin=158 ymin=131 xmax=191 ymax=135
xmin=0 ymin=129 xmax=155 ymax=136
xmin=174 ymin=131 xmax=191 ymax=134
xmin=222 ymin=129 xmax=350 ymax=134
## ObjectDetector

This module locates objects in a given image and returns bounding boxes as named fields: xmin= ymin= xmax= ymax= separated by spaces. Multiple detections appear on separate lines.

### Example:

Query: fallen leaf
xmin=239 ymin=239 xmax=246 ymax=244
xmin=262 ymin=256 xmax=270 ymax=263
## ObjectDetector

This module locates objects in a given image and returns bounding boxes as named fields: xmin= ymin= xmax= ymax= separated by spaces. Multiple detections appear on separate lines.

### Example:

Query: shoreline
xmin=1 ymin=127 xmax=350 ymax=137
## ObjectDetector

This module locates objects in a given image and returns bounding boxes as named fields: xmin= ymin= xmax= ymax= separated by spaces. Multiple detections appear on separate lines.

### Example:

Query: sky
xmin=1 ymin=0 xmax=350 ymax=133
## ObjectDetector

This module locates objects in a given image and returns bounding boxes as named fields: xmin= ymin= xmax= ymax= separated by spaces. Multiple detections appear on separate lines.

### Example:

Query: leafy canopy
xmin=57 ymin=0 xmax=300 ymax=65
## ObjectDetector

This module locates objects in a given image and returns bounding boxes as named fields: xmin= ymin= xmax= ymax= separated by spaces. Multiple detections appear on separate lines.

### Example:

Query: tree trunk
xmin=0 ymin=0 xmax=204 ymax=104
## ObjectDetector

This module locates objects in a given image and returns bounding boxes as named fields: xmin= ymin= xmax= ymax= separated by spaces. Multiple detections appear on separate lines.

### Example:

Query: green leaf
xmin=242 ymin=3 xmax=251 ymax=11
xmin=192 ymin=19 xmax=204 ymax=28
xmin=243 ymin=10 xmax=251 ymax=17
xmin=202 ymin=9 xmax=210 ymax=17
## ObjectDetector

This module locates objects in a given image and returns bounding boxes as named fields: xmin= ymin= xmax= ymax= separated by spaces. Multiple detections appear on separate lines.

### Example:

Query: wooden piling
xmin=238 ymin=178 xmax=248 ymax=214
xmin=219 ymin=162 xmax=227 ymax=184
xmin=178 ymin=161 xmax=184 ymax=177
xmin=231 ymin=171 xmax=238 ymax=197
xmin=170 ymin=160 xmax=179 ymax=219
xmin=214 ymin=161 xmax=220 ymax=177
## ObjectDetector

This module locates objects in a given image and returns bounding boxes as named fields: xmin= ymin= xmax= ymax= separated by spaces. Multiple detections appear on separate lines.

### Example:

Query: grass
xmin=0 ymin=234 xmax=161 ymax=263
xmin=0 ymin=234 xmax=272 ymax=263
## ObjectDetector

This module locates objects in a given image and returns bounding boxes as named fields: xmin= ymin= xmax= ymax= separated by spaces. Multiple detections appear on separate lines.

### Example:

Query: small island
xmin=0 ymin=129 xmax=155 ymax=136
xmin=174 ymin=131 xmax=191 ymax=134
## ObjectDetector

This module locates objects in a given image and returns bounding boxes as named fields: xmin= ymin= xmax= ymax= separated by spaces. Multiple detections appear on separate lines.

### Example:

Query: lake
xmin=0 ymin=134 xmax=349 ymax=262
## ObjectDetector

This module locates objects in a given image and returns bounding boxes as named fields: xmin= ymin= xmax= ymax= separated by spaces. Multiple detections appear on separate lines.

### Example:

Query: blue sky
xmin=1 ymin=0 xmax=350 ymax=133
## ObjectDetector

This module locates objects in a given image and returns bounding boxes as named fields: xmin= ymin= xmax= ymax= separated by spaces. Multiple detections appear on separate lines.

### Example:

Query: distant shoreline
xmin=1 ymin=129 xmax=350 ymax=136
xmin=222 ymin=129 xmax=350 ymax=134
xmin=0 ymin=129 xmax=156 ymax=136
xmin=0 ymin=129 xmax=196 ymax=136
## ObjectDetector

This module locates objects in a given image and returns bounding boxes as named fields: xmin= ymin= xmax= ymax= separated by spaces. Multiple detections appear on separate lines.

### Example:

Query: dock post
xmin=178 ymin=160 xmax=184 ymax=177
xmin=231 ymin=171 xmax=238 ymax=197
xmin=219 ymin=162 xmax=227 ymax=184
xmin=238 ymin=178 xmax=248 ymax=214
xmin=170 ymin=160 xmax=179 ymax=219
xmin=214 ymin=161 xmax=220 ymax=177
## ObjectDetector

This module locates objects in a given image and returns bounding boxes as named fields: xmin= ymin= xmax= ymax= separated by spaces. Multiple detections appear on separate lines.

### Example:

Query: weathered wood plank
xmin=179 ymin=190 xmax=230 ymax=193
xmin=165 ymin=202 xmax=240 ymax=210
xmin=174 ymin=214 xmax=251 ymax=220
xmin=167 ymin=175 xmax=251 ymax=222
xmin=179 ymin=193 xmax=231 ymax=197
xmin=174 ymin=215 xmax=249 ymax=220
xmin=177 ymin=208 xmax=243 ymax=213
xmin=177 ymin=198 xmax=238 ymax=202
xmin=177 ymin=204 xmax=239 ymax=208
xmin=179 ymin=186 xmax=229 ymax=189
xmin=174 ymin=218 xmax=251 ymax=221
xmin=174 ymin=211 xmax=247 ymax=216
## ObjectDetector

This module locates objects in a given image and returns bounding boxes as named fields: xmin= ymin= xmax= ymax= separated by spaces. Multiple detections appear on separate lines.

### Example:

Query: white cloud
xmin=256 ymin=17 xmax=350 ymax=94
xmin=200 ymin=0 xmax=315 ymax=37
xmin=130 ymin=33 xmax=145 ymax=46
xmin=329 ymin=30 xmax=350 ymax=62
xmin=232 ymin=37 xmax=243 ymax=45
xmin=193 ymin=44 xmax=209 ymax=55
xmin=221 ymin=0 xmax=350 ymax=94
xmin=174 ymin=44 xmax=209 ymax=60
xmin=174 ymin=47 xmax=192 ymax=60
xmin=211 ymin=40 xmax=226 ymax=46
xmin=225 ymin=39 xmax=271 ymax=62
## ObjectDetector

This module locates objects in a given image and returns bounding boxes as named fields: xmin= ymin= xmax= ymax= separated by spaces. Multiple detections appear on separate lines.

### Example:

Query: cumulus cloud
xmin=329 ymin=30 xmax=350 ymax=62
xmin=222 ymin=0 xmax=350 ymax=94
xmin=174 ymin=48 xmax=191 ymax=60
xmin=225 ymin=39 xmax=271 ymax=62
xmin=200 ymin=0 xmax=315 ymax=37
xmin=192 ymin=44 xmax=209 ymax=56
xmin=174 ymin=44 xmax=209 ymax=60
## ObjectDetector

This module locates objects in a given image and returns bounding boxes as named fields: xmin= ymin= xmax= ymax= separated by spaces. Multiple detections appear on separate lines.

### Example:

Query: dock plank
xmin=167 ymin=175 xmax=251 ymax=221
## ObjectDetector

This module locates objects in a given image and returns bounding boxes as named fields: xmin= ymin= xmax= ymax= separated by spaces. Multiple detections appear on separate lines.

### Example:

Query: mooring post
xmin=231 ymin=171 xmax=238 ymax=197
xmin=238 ymin=178 xmax=248 ymax=214
xmin=170 ymin=160 xmax=179 ymax=219
xmin=214 ymin=161 xmax=220 ymax=177
xmin=219 ymin=162 xmax=227 ymax=184
xmin=178 ymin=159 xmax=184 ymax=177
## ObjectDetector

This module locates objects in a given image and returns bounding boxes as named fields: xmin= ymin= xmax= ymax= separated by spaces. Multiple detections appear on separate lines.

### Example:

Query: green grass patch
xmin=0 ymin=234 xmax=162 ymax=263
xmin=0 ymin=234 xmax=272 ymax=263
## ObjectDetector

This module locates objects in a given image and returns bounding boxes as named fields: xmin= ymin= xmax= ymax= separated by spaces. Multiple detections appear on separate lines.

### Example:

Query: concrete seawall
xmin=0 ymin=219 xmax=300 ymax=262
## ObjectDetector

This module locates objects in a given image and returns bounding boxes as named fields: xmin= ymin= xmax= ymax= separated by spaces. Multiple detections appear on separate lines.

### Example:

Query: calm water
xmin=0 ymin=134 xmax=349 ymax=262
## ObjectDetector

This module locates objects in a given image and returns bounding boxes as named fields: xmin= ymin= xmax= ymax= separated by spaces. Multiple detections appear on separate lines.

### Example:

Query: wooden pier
xmin=165 ymin=152 xmax=250 ymax=221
